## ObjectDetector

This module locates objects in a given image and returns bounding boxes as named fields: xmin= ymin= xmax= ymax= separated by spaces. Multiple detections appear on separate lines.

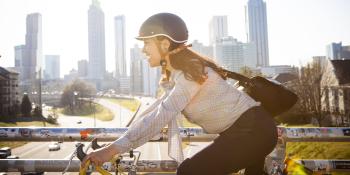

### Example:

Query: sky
xmin=0 ymin=0 xmax=350 ymax=77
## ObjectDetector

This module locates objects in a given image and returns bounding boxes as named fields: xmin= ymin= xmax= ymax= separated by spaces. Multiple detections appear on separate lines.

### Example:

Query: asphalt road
xmin=7 ymin=97 xmax=209 ymax=174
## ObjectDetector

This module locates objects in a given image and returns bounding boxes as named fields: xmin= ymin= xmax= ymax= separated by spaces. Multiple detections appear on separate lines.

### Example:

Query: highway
xmin=6 ymin=97 xmax=209 ymax=174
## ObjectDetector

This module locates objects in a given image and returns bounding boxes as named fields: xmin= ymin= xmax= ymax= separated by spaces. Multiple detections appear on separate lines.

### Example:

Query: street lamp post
xmin=90 ymin=96 xmax=96 ymax=127
xmin=32 ymin=91 xmax=38 ymax=110
xmin=119 ymin=104 xmax=122 ymax=127
xmin=73 ymin=91 xmax=78 ymax=114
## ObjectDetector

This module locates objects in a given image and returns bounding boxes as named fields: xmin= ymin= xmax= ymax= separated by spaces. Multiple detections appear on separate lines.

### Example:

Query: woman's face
xmin=142 ymin=38 xmax=162 ymax=67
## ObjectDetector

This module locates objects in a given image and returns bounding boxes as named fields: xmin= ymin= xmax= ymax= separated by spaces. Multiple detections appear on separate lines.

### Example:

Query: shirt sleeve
xmin=130 ymin=93 xmax=167 ymax=127
xmin=111 ymin=74 xmax=202 ymax=153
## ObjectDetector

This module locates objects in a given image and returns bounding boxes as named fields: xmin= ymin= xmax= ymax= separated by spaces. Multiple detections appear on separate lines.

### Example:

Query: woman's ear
xmin=160 ymin=39 xmax=171 ymax=52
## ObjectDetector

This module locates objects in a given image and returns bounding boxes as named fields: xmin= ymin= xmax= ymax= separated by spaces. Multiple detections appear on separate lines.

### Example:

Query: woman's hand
xmin=81 ymin=144 xmax=119 ymax=168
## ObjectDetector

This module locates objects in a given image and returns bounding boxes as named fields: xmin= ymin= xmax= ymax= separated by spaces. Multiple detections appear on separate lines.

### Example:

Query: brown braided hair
xmin=156 ymin=36 xmax=227 ymax=84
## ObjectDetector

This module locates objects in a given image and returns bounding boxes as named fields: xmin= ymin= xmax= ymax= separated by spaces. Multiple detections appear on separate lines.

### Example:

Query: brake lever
xmin=90 ymin=138 xmax=141 ymax=175
xmin=92 ymin=138 xmax=106 ymax=150
xmin=77 ymin=143 xmax=112 ymax=175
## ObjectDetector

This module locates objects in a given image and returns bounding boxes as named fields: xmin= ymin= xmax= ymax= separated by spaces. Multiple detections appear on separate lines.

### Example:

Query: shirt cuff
xmin=111 ymin=136 xmax=133 ymax=154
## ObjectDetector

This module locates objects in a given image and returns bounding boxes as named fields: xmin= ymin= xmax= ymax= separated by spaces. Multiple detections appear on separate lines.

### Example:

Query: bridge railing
xmin=266 ymin=127 xmax=350 ymax=174
xmin=0 ymin=126 xmax=349 ymax=174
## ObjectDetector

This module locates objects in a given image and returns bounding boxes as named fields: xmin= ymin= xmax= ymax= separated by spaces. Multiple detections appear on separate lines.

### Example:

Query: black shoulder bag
xmin=219 ymin=68 xmax=298 ymax=117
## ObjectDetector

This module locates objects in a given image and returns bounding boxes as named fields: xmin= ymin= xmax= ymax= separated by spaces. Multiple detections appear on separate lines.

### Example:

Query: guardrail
xmin=0 ymin=127 xmax=350 ymax=174
xmin=266 ymin=127 xmax=350 ymax=174
xmin=0 ymin=127 xmax=216 ymax=142
xmin=0 ymin=159 xmax=178 ymax=173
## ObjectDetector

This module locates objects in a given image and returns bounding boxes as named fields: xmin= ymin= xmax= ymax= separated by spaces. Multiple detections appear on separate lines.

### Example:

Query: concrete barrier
xmin=0 ymin=126 xmax=349 ymax=174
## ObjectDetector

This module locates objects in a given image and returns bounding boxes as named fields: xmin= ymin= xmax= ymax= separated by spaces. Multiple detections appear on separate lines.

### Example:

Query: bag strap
xmin=216 ymin=67 xmax=252 ymax=86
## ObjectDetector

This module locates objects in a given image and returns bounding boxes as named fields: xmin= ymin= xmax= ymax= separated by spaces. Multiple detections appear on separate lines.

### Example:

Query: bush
xmin=32 ymin=106 xmax=42 ymax=117
xmin=275 ymin=113 xmax=312 ymax=125
xmin=46 ymin=115 xmax=57 ymax=124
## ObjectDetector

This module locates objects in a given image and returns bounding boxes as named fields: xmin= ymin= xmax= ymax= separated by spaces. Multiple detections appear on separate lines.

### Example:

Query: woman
xmin=81 ymin=13 xmax=277 ymax=175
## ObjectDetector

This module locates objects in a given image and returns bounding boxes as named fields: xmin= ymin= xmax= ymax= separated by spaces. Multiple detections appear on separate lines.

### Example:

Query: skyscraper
xmin=326 ymin=42 xmax=350 ymax=60
xmin=209 ymin=16 xmax=228 ymax=45
xmin=44 ymin=55 xmax=60 ymax=80
xmin=130 ymin=44 xmax=159 ymax=97
xmin=130 ymin=45 xmax=143 ymax=95
xmin=114 ymin=15 xmax=127 ymax=77
xmin=78 ymin=60 xmax=88 ymax=78
xmin=214 ymin=36 xmax=244 ymax=73
xmin=14 ymin=45 xmax=25 ymax=68
xmin=23 ymin=13 xmax=42 ymax=81
xmin=242 ymin=42 xmax=257 ymax=68
xmin=246 ymin=0 xmax=269 ymax=67
xmin=191 ymin=40 xmax=213 ymax=58
xmin=327 ymin=42 xmax=342 ymax=60
xmin=88 ymin=0 xmax=106 ymax=80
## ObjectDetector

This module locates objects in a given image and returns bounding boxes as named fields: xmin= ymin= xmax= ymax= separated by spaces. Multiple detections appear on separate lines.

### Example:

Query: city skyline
xmin=1 ymin=0 xmax=350 ymax=77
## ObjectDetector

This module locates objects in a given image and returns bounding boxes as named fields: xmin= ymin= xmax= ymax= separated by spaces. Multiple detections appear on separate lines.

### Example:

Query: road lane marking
xmin=19 ymin=142 xmax=48 ymax=158
xmin=186 ymin=144 xmax=192 ymax=158
xmin=157 ymin=143 xmax=162 ymax=159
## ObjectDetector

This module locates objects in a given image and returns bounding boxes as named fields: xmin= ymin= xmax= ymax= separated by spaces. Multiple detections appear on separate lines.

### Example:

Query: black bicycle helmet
xmin=136 ymin=13 xmax=188 ymax=43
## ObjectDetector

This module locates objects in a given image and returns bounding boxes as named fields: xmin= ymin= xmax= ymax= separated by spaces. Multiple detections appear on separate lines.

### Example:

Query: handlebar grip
xmin=77 ymin=144 xmax=87 ymax=161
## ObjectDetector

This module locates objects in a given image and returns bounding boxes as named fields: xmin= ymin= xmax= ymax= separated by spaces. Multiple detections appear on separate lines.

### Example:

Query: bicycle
xmin=63 ymin=138 xmax=141 ymax=175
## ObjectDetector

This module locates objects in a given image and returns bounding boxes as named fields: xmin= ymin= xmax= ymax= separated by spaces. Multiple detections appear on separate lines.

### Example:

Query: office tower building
xmin=44 ymin=55 xmax=60 ymax=80
xmin=246 ymin=0 xmax=269 ymax=67
xmin=209 ymin=16 xmax=228 ymax=45
xmin=326 ymin=42 xmax=350 ymax=60
xmin=114 ymin=15 xmax=127 ymax=77
xmin=88 ymin=0 xmax=106 ymax=79
xmin=23 ymin=13 xmax=42 ymax=81
xmin=78 ymin=60 xmax=89 ymax=78
xmin=214 ymin=37 xmax=244 ymax=73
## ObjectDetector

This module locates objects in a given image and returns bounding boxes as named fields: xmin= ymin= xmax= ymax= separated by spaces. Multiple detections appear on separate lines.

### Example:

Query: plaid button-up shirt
xmin=112 ymin=67 xmax=260 ymax=163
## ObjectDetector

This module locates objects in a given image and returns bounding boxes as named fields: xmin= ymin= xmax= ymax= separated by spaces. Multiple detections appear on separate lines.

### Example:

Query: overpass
xmin=0 ymin=127 xmax=350 ymax=174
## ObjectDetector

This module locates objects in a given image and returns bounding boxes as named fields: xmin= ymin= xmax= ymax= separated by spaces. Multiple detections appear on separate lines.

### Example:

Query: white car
xmin=48 ymin=142 xmax=60 ymax=151
xmin=6 ymin=155 xmax=19 ymax=159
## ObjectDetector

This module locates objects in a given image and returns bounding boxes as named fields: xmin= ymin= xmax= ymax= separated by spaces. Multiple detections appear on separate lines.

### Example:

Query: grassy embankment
xmin=103 ymin=98 xmax=141 ymax=112
xmin=59 ymin=103 xmax=113 ymax=121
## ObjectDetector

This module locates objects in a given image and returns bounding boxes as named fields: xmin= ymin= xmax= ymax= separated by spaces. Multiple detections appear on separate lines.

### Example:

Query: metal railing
xmin=0 ymin=126 xmax=350 ymax=174
xmin=266 ymin=127 xmax=350 ymax=174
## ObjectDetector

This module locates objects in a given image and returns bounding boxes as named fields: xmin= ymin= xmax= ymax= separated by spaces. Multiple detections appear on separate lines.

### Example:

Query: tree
xmin=290 ymin=61 xmax=328 ymax=126
xmin=32 ymin=106 xmax=42 ymax=117
xmin=47 ymin=107 xmax=58 ymax=124
xmin=60 ymin=79 xmax=96 ymax=112
xmin=21 ymin=94 xmax=32 ymax=117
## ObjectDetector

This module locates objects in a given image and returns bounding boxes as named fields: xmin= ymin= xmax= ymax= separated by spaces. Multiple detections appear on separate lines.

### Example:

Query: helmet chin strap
xmin=155 ymin=40 xmax=170 ymax=82
xmin=155 ymin=40 xmax=192 ymax=82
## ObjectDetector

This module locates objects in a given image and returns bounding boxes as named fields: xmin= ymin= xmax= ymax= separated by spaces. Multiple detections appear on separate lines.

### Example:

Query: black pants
xmin=177 ymin=106 xmax=278 ymax=175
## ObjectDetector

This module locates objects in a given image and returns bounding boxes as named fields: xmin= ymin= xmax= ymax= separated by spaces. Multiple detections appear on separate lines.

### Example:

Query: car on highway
xmin=48 ymin=142 xmax=60 ymax=151
xmin=6 ymin=155 xmax=19 ymax=159
xmin=0 ymin=147 xmax=11 ymax=159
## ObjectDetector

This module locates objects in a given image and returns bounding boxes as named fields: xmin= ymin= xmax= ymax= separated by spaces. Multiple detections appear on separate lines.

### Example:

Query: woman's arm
xmin=111 ymin=75 xmax=202 ymax=153
xmin=131 ymin=93 xmax=167 ymax=125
